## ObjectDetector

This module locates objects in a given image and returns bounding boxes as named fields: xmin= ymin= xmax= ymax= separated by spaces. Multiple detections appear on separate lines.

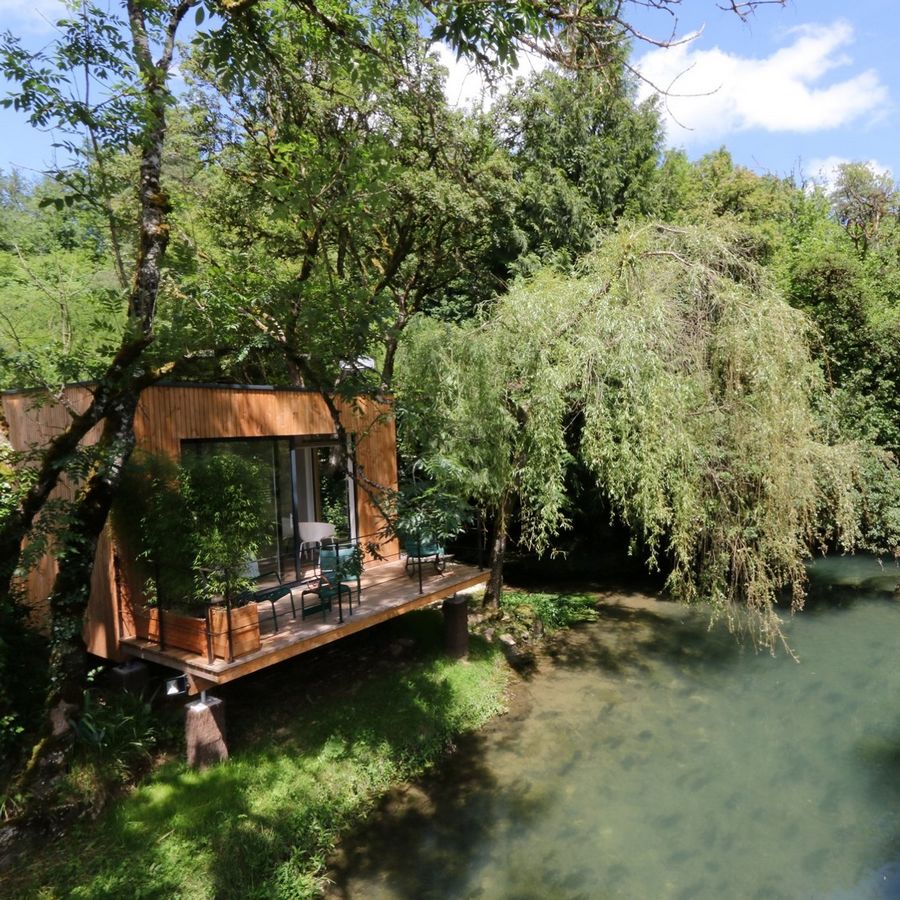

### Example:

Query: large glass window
xmin=182 ymin=437 xmax=354 ymax=585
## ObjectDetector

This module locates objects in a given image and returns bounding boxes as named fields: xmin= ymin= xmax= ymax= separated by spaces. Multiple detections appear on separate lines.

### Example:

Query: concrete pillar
xmin=442 ymin=594 xmax=469 ymax=660
xmin=185 ymin=696 xmax=228 ymax=768
xmin=109 ymin=660 xmax=149 ymax=695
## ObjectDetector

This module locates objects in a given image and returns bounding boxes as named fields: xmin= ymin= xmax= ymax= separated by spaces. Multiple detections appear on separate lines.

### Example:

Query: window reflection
xmin=181 ymin=437 xmax=353 ymax=585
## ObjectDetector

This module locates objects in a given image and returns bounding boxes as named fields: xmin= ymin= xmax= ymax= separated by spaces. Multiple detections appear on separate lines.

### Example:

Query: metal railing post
xmin=417 ymin=535 xmax=423 ymax=594
xmin=225 ymin=594 xmax=234 ymax=663
xmin=205 ymin=609 xmax=214 ymax=664
xmin=155 ymin=559 xmax=166 ymax=651
xmin=479 ymin=511 xmax=486 ymax=571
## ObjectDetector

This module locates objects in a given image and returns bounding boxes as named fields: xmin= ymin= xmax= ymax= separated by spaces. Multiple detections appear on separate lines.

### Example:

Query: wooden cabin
xmin=4 ymin=383 xmax=486 ymax=693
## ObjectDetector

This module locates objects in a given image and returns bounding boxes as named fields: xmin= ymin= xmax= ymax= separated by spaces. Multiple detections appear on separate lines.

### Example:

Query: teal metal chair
xmin=300 ymin=566 xmax=353 ymax=623
xmin=403 ymin=534 xmax=446 ymax=575
xmin=235 ymin=575 xmax=295 ymax=633
xmin=319 ymin=543 xmax=362 ymax=604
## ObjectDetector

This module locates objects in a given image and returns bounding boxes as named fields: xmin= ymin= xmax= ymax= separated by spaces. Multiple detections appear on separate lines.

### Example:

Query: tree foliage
xmin=493 ymin=65 xmax=663 ymax=274
xmin=181 ymin=3 xmax=517 ymax=393
xmin=397 ymin=221 xmax=900 ymax=647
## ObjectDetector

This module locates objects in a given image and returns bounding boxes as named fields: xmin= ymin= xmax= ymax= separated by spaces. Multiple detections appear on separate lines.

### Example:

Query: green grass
xmin=500 ymin=590 xmax=599 ymax=631
xmin=7 ymin=612 xmax=507 ymax=899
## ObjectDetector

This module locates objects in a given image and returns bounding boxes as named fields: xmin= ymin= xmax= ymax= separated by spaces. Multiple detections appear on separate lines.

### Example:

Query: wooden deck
xmin=119 ymin=558 xmax=488 ymax=691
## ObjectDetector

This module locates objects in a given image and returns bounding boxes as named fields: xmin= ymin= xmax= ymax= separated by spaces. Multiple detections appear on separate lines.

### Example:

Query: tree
xmin=493 ymin=63 xmax=664 ymax=274
xmin=0 ymin=0 xmax=788 ymax=797
xmin=396 ymin=220 xmax=899 ymax=647
xmin=0 ymin=0 xmax=207 ymax=796
xmin=830 ymin=162 xmax=899 ymax=256
xmin=777 ymin=185 xmax=900 ymax=456
xmin=180 ymin=3 xmax=517 ymax=431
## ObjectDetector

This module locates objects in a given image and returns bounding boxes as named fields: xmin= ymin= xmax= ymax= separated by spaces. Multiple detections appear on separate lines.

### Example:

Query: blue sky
xmin=1 ymin=0 xmax=897 ymax=186
xmin=630 ymin=0 xmax=899 ymax=185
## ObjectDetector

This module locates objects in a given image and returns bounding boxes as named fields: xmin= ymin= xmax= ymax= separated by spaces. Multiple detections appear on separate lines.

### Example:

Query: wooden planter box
xmin=209 ymin=604 xmax=261 ymax=659
xmin=133 ymin=604 xmax=260 ymax=660
xmin=133 ymin=608 xmax=207 ymax=655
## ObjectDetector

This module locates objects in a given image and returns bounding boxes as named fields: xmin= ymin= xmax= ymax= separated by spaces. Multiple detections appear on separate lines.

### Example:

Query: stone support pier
xmin=109 ymin=660 xmax=149 ymax=694
xmin=185 ymin=695 xmax=228 ymax=768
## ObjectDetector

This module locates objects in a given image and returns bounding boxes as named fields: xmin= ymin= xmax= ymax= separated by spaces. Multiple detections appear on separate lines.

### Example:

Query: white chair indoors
xmin=297 ymin=521 xmax=336 ymax=572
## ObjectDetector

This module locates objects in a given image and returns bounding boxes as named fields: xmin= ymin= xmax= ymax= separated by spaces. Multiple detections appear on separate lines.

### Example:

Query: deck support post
xmin=442 ymin=593 xmax=469 ymax=660
xmin=109 ymin=659 xmax=149 ymax=694
xmin=185 ymin=695 xmax=228 ymax=768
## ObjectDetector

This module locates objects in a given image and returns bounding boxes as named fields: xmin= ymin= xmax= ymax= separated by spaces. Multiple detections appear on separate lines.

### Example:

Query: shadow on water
xmin=327 ymin=558 xmax=900 ymax=900
xmin=851 ymin=719 xmax=900 ymax=899
xmin=542 ymin=601 xmax=744 ymax=678
xmin=327 ymin=729 xmax=508 ymax=900
xmin=326 ymin=600 xmax=747 ymax=900
xmin=802 ymin=555 xmax=900 ymax=613
xmin=327 ymin=727 xmax=605 ymax=900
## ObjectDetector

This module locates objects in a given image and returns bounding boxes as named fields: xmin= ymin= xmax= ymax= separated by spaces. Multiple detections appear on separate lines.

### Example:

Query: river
xmin=328 ymin=556 xmax=900 ymax=899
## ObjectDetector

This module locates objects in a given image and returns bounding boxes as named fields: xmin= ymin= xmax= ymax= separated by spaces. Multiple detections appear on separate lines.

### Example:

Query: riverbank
xmin=2 ymin=610 xmax=509 ymax=899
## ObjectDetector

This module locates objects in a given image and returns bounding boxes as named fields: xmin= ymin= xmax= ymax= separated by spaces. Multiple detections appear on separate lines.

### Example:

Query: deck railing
xmin=139 ymin=527 xmax=486 ymax=664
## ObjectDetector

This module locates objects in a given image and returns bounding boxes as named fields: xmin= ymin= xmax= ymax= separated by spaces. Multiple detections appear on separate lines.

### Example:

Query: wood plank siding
xmin=3 ymin=384 xmax=399 ymax=661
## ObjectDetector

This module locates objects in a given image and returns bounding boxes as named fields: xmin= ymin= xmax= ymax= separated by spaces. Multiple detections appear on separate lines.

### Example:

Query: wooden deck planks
xmin=119 ymin=559 xmax=488 ymax=689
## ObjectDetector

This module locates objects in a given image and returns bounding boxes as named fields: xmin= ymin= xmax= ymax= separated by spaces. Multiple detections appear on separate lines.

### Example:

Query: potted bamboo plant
xmin=115 ymin=452 xmax=269 ymax=659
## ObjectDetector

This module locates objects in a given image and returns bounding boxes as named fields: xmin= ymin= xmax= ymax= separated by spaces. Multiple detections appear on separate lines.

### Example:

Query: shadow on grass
xmin=10 ymin=611 xmax=506 ymax=899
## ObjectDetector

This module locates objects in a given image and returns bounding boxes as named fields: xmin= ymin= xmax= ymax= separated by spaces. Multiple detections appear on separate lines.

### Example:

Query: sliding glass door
xmin=182 ymin=436 xmax=354 ymax=585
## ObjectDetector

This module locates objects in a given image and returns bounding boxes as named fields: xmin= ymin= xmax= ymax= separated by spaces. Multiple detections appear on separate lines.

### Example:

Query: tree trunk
xmin=483 ymin=490 xmax=512 ymax=609
xmin=381 ymin=332 xmax=399 ymax=391
xmin=0 ymin=338 xmax=151 ymax=603
xmin=7 ymin=2 xmax=189 ymax=804
xmin=50 ymin=395 xmax=141 ymax=705
xmin=11 ymin=393 xmax=143 ymax=802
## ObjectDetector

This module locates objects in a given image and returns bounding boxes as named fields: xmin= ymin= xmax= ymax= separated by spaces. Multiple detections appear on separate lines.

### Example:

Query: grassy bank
xmin=6 ymin=611 xmax=507 ymax=899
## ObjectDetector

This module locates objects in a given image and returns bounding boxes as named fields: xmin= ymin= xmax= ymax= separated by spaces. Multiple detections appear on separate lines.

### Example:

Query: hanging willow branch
xmin=396 ymin=220 xmax=899 ymax=650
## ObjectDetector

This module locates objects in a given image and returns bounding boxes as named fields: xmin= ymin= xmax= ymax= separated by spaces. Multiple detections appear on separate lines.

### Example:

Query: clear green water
xmin=330 ymin=557 xmax=900 ymax=900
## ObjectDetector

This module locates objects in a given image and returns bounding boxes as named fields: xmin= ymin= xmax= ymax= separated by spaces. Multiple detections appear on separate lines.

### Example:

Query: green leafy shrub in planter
xmin=181 ymin=453 xmax=269 ymax=604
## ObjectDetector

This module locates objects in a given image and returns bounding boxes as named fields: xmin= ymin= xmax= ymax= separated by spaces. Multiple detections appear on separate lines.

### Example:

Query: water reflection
xmin=329 ymin=557 xmax=900 ymax=899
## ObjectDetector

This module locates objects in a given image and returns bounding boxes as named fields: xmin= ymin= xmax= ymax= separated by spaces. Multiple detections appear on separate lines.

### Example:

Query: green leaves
xmin=114 ymin=451 xmax=270 ymax=610
xmin=398 ymin=221 xmax=900 ymax=649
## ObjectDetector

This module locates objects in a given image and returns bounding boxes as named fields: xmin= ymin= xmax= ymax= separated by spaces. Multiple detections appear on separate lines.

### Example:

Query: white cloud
xmin=430 ymin=42 xmax=549 ymax=110
xmin=805 ymin=155 xmax=893 ymax=192
xmin=0 ymin=0 xmax=67 ymax=34
xmin=635 ymin=21 xmax=889 ymax=144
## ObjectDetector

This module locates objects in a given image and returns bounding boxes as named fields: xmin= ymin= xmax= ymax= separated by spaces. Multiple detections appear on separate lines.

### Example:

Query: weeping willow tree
xmin=396 ymin=221 xmax=899 ymax=648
